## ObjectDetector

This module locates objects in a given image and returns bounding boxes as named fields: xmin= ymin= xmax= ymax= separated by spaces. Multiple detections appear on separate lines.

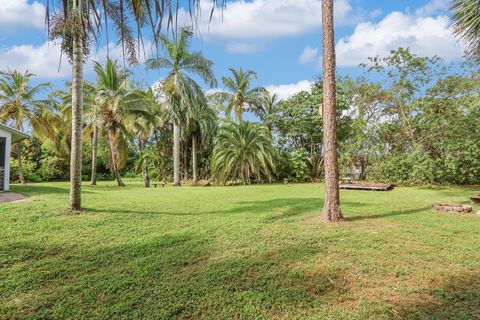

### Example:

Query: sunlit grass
xmin=1 ymin=181 xmax=479 ymax=319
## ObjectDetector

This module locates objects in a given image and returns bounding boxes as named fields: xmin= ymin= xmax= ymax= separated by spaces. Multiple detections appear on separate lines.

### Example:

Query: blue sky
xmin=0 ymin=0 xmax=465 ymax=99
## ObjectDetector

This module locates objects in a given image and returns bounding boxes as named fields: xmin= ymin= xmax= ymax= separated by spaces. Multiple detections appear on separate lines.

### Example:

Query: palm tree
xmin=212 ymin=122 xmax=276 ymax=185
xmin=186 ymin=100 xmax=217 ymax=184
xmin=93 ymin=59 xmax=154 ymax=186
xmin=46 ymin=0 xmax=225 ymax=211
xmin=133 ymin=88 xmax=160 ymax=188
xmin=322 ymin=0 xmax=343 ymax=222
xmin=252 ymin=91 xmax=279 ymax=134
xmin=0 ymin=70 xmax=51 ymax=184
xmin=213 ymin=68 xmax=265 ymax=122
xmin=146 ymin=27 xmax=217 ymax=186
xmin=451 ymin=0 xmax=480 ymax=57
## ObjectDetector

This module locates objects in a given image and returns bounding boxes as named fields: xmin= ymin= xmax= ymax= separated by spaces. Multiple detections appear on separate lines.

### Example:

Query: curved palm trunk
xmin=90 ymin=125 xmax=98 ymax=185
xmin=69 ymin=0 xmax=84 ymax=211
xmin=321 ymin=0 xmax=343 ymax=222
xmin=108 ymin=134 xmax=125 ymax=187
xmin=173 ymin=122 xmax=181 ymax=186
xmin=192 ymin=134 xmax=198 ymax=184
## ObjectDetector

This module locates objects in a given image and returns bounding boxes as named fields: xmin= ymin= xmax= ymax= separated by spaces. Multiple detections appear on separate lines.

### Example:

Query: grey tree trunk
xmin=69 ymin=0 xmax=84 ymax=211
xmin=183 ymin=140 xmax=188 ymax=181
xmin=90 ymin=125 xmax=98 ymax=185
xmin=16 ymin=144 xmax=26 ymax=184
xmin=192 ymin=134 xmax=198 ymax=184
xmin=321 ymin=0 xmax=343 ymax=222
xmin=140 ymin=139 xmax=150 ymax=188
xmin=173 ymin=122 xmax=181 ymax=186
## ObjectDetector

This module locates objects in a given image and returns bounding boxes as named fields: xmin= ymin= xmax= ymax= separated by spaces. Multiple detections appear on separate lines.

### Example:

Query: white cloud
xmin=0 ymin=42 xmax=70 ymax=79
xmin=0 ymin=0 xmax=45 ymax=29
xmin=415 ymin=0 xmax=449 ymax=16
xmin=336 ymin=12 xmax=464 ymax=67
xmin=266 ymin=80 xmax=313 ymax=100
xmin=179 ymin=0 xmax=372 ymax=52
xmin=0 ymin=40 xmax=136 ymax=80
xmin=299 ymin=46 xmax=319 ymax=65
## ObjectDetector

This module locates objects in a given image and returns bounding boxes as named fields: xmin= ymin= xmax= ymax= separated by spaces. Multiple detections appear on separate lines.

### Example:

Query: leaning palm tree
xmin=322 ymin=0 xmax=343 ymax=221
xmin=251 ymin=91 xmax=279 ymax=134
xmin=212 ymin=122 xmax=276 ymax=185
xmin=0 ymin=70 xmax=52 ymax=184
xmin=146 ymin=27 xmax=217 ymax=186
xmin=450 ymin=0 xmax=480 ymax=57
xmin=94 ymin=59 xmax=154 ymax=186
xmin=46 ymin=0 xmax=225 ymax=211
xmin=213 ymin=68 xmax=265 ymax=122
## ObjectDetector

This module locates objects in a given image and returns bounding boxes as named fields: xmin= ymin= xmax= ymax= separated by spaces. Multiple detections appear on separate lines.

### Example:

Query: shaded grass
xmin=1 ymin=181 xmax=480 ymax=319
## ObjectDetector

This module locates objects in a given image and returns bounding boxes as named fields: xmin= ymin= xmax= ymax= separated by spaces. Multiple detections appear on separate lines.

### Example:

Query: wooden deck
xmin=339 ymin=183 xmax=393 ymax=191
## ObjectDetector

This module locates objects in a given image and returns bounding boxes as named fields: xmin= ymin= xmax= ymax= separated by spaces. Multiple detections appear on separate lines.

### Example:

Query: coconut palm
xmin=46 ymin=0 xmax=225 ymax=210
xmin=322 ymin=0 xmax=343 ymax=221
xmin=132 ymin=88 xmax=161 ymax=188
xmin=213 ymin=68 xmax=265 ymax=122
xmin=451 ymin=0 xmax=480 ymax=57
xmin=212 ymin=122 xmax=276 ymax=185
xmin=146 ymin=27 xmax=217 ymax=186
xmin=186 ymin=100 xmax=217 ymax=184
xmin=0 ymin=70 xmax=52 ymax=184
xmin=82 ymin=82 xmax=102 ymax=185
xmin=93 ymin=59 xmax=154 ymax=186
xmin=252 ymin=91 xmax=279 ymax=133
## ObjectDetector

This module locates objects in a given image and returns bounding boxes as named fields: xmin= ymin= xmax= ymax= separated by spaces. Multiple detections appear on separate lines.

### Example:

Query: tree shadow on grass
xmin=345 ymin=206 xmax=431 ymax=222
xmin=83 ymin=198 xmax=370 ymax=222
xmin=2 ymin=233 xmax=348 ymax=319
xmin=391 ymin=273 xmax=480 ymax=319
xmin=10 ymin=184 xmax=97 ymax=196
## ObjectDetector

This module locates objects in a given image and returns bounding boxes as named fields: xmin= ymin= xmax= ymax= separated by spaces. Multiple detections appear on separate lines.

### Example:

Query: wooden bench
xmin=153 ymin=181 xmax=165 ymax=188
xmin=340 ymin=177 xmax=354 ymax=184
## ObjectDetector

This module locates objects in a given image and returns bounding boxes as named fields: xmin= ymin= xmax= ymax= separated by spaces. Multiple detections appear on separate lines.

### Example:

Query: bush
xmin=10 ymin=159 xmax=42 ymax=183
xmin=290 ymin=148 xmax=310 ymax=182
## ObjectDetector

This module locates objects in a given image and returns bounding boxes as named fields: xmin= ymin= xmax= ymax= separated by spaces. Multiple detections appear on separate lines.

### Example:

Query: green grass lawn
xmin=1 ymin=181 xmax=480 ymax=319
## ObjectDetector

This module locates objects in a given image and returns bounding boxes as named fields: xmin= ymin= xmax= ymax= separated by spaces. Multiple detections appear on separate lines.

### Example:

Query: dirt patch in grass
xmin=0 ymin=192 xmax=29 ymax=203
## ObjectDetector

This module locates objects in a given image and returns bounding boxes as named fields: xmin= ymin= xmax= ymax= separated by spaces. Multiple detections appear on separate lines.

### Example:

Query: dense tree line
xmin=2 ymin=46 xmax=479 ymax=186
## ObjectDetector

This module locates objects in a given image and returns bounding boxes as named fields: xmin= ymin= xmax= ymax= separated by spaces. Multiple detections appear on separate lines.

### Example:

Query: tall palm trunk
xmin=69 ymin=0 xmax=84 ymax=211
xmin=90 ymin=124 xmax=98 ymax=185
xmin=173 ymin=122 xmax=181 ymax=186
xmin=16 ymin=144 xmax=26 ymax=184
xmin=321 ymin=0 xmax=343 ymax=222
xmin=108 ymin=134 xmax=125 ymax=187
xmin=183 ymin=141 xmax=188 ymax=181
xmin=192 ymin=134 xmax=198 ymax=184
xmin=140 ymin=138 xmax=150 ymax=188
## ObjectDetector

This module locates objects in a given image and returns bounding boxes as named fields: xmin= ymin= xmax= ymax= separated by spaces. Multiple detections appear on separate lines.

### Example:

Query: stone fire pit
xmin=432 ymin=203 xmax=473 ymax=213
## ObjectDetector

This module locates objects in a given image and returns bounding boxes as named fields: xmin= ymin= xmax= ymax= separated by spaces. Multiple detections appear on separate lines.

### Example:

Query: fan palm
xmin=212 ymin=122 xmax=276 ymax=185
xmin=213 ymin=67 xmax=265 ymax=122
xmin=146 ymin=27 xmax=217 ymax=186
xmin=94 ymin=59 xmax=154 ymax=186
xmin=0 ymin=70 xmax=52 ymax=184
xmin=451 ymin=0 xmax=480 ymax=57
xmin=46 ymin=0 xmax=225 ymax=210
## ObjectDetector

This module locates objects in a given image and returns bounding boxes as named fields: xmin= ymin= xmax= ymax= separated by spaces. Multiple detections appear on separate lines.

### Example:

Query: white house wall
xmin=0 ymin=128 xmax=12 ymax=192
